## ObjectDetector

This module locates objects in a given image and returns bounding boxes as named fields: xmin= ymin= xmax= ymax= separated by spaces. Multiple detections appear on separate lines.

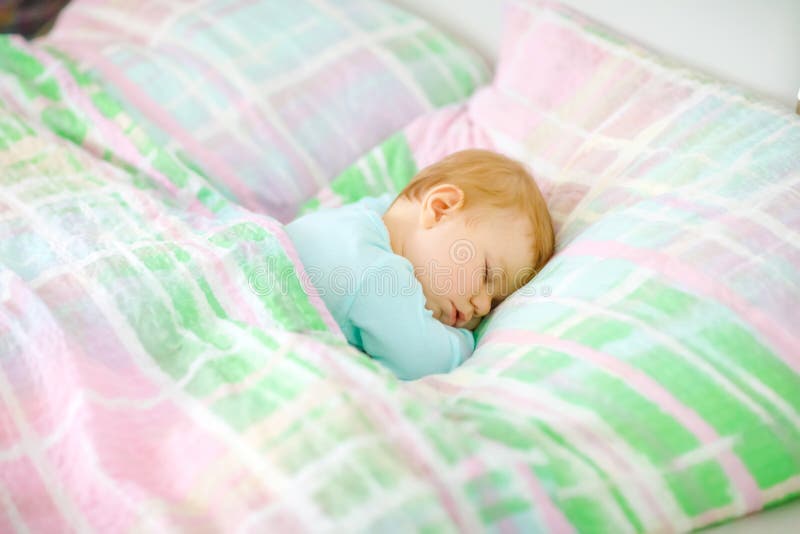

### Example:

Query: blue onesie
xmin=285 ymin=194 xmax=475 ymax=380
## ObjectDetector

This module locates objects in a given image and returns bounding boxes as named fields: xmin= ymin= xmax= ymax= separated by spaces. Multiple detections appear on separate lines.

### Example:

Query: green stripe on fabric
xmin=300 ymin=133 xmax=416 ymax=215
xmin=457 ymin=393 xmax=642 ymax=532
xmin=384 ymin=31 xmax=458 ymax=107
xmin=0 ymin=36 xmax=44 ymax=79
xmin=456 ymin=400 xmax=586 ymax=530
xmin=498 ymin=346 xmax=574 ymax=384
xmin=358 ymin=442 xmax=406 ymax=490
xmin=210 ymin=376 xmax=282 ymax=431
xmin=477 ymin=417 xmax=539 ymax=451
xmin=465 ymin=470 xmax=535 ymax=527
xmin=91 ymin=91 xmax=123 ymax=118
xmin=0 ymin=37 xmax=62 ymax=101
xmin=426 ymin=32 xmax=485 ymax=97
xmin=536 ymin=420 xmax=645 ymax=533
xmin=514 ymin=311 xmax=737 ymax=515
xmin=41 ymin=107 xmax=87 ymax=145
xmin=481 ymin=497 xmax=531 ymax=524
xmin=570 ymin=371 xmax=729 ymax=516
xmin=261 ymin=404 xmax=326 ymax=472
xmin=629 ymin=334 xmax=800 ymax=493
xmin=0 ymin=114 xmax=36 ymax=150
xmin=331 ymin=162 xmax=371 ymax=204
xmin=152 ymin=150 xmax=189 ymax=188
xmin=194 ymin=274 xmax=228 ymax=319
xmin=623 ymin=278 xmax=800 ymax=416
xmin=382 ymin=132 xmax=418 ymax=192
xmin=365 ymin=147 xmax=386 ymax=191
xmin=697 ymin=322 xmax=800 ymax=413
xmin=328 ymin=133 xmax=415 ymax=204
xmin=131 ymin=245 xmax=238 ymax=376
xmin=206 ymin=222 xmax=328 ymax=332
xmin=205 ymin=345 xmax=327 ymax=432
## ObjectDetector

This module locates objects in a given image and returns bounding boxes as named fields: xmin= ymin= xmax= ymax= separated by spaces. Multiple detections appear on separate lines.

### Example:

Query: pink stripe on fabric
xmin=209 ymin=0 xmax=266 ymax=20
xmin=229 ymin=93 xmax=316 ymax=206
xmin=423 ymin=375 xmax=672 ymax=527
xmin=270 ymin=47 xmax=424 ymax=162
xmin=500 ymin=22 xmax=605 ymax=111
xmin=718 ymin=212 xmax=800 ymax=268
xmin=133 ymin=190 xmax=266 ymax=330
xmin=0 ymin=511 xmax=14 ymax=533
xmin=516 ymin=462 xmax=576 ymax=533
xmin=87 ymin=402 xmax=231 ymax=506
xmin=0 ymin=279 xmax=138 ymax=532
xmin=47 ymin=11 xmax=151 ymax=48
xmin=497 ymin=3 xmax=534 ymax=74
xmin=405 ymin=103 xmax=496 ymax=170
xmin=0 ymin=394 xmax=22 ymax=451
xmin=293 ymin=336 xmax=475 ymax=531
xmin=456 ymin=456 xmax=565 ymax=533
xmin=2 ymin=457 xmax=73 ymax=532
xmin=157 ymin=42 xmax=241 ymax=109
xmin=19 ymin=40 xmax=225 ymax=221
xmin=480 ymin=329 xmax=763 ymax=512
xmin=16 ymin=41 xmax=151 ymax=174
xmin=562 ymin=240 xmax=800 ymax=374
xmin=656 ymin=194 xmax=726 ymax=219
xmin=76 ymin=50 xmax=262 ymax=212
xmin=3 ymin=273 xmax=275 ymax=531
xmin=40 ymin=406 xmax=140 ymax=532
xmin=469 ymin=84 xmax=546 ymax=140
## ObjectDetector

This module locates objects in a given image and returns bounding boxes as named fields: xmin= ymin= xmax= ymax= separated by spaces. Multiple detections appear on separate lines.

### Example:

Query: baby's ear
xmin=420 ymin=184 xmax=465 ymax=228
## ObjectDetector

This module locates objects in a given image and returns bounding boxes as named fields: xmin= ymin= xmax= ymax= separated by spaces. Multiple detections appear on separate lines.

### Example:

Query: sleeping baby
xmin=285 ymin=149 xmax=554 ymax=380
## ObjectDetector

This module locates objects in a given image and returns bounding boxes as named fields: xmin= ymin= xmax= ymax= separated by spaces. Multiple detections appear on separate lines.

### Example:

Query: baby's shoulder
xmin=287 ymin=203 xmax=382 ymax=248
xmin=285 ymin=201 xmax=411 ymax=280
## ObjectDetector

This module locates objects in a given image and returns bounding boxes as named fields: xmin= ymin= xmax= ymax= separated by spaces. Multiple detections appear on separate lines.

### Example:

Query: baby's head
xmin=382 ymin=149 xmax=554 ymax=330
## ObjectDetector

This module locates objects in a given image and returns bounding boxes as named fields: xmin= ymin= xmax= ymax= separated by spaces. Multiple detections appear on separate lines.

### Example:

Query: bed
xmin=0 ymin=1 xmax=798 ymax=532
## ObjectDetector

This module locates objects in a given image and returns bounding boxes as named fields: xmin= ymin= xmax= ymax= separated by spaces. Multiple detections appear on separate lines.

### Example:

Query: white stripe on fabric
xmin=0 ymin=318 xmax=92 ymax=532
xmin=508 ymin=2 xmax=793 ymax=117
xmin=460 ymin=370 xmax=690 ymax=531
xmin=309 ymin=0 xmax=433 ymax=110
xmin=0 ymin=484 xmax=31 ymax=534
xmin=540 ymin=296 xmax=790 ymax=426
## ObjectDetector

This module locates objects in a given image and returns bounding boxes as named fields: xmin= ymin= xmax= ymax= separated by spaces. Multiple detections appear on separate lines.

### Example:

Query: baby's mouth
xmin=448 ymin=302 xmax=457 ymax=327
xmin=452 ymin=304 xmax=474 ymax=328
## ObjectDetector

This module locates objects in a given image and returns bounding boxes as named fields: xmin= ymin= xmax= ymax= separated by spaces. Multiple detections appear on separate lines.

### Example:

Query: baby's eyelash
xmin=484 ymin=259 xmax=489 ymax=282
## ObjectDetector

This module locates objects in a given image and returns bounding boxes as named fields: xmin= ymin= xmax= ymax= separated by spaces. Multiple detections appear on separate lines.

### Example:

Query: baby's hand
xmin=463 ymin=315 xmax=482 ymax=331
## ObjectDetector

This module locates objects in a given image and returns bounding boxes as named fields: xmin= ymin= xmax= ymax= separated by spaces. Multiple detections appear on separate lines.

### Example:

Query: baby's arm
xmin=347 ymin=265 xmax=475 ymax=380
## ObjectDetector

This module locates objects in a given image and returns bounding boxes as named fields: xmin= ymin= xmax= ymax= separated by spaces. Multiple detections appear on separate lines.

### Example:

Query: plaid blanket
xmin=1 ymin=0 xmax=798 ymax=531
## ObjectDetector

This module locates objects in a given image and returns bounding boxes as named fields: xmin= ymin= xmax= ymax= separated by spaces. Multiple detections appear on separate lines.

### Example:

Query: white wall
xmin=389 ymin=0 xmax=800 ymax=110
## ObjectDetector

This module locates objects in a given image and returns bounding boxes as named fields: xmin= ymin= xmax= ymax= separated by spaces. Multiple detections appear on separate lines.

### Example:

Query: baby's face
xmin=402 ymin=197 xmax=535 ymax=330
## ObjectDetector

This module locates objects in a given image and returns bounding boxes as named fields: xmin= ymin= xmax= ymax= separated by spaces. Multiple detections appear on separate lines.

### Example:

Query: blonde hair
xmin=399 ymin=149 xmax=554 ymax=285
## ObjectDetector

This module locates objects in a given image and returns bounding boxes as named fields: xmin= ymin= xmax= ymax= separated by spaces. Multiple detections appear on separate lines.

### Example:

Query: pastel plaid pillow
xmin=39 ymin=0 xmax=490 ymax=220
